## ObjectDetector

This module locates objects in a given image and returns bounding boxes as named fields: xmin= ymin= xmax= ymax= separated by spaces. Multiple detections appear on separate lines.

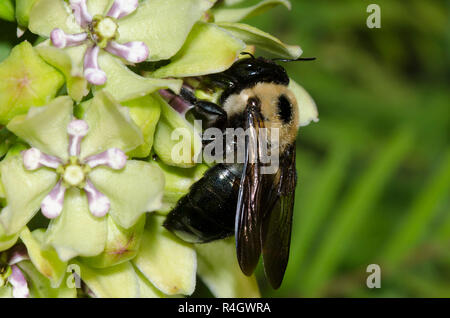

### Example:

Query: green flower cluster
xmin=0 ymin=0 xmax=316 ymax=298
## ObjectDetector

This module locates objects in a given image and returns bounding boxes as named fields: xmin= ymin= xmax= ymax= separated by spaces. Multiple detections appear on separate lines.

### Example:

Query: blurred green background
xmin=245 ymin=0 xmax=450 ymax=297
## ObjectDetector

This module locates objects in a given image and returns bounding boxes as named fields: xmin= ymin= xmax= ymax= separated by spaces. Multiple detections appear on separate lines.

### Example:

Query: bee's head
xmin=217 ymin=56 xmax=290 ymax=104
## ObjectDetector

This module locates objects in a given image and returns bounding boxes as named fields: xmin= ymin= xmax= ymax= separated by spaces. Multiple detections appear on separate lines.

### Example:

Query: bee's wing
xmin=235 ymin=106 xmax=265 ymax=276
xmin=261 ymin=146 xmax=297 ymax=289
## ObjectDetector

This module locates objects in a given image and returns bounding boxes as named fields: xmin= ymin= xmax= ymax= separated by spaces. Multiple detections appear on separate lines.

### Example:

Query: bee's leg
xmin=180 ymin=87 xmax=228 ymax=130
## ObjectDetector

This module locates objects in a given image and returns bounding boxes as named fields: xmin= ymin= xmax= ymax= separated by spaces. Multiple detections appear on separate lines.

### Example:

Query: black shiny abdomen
xmin=163 ymin=163 xmax=243 ymax=243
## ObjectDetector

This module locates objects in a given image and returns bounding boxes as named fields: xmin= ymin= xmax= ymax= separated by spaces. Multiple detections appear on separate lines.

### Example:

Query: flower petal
xmin=149 ymin=160 xmax=208 ymax=214
xmin=288 ymin=79 xmax=319 ymax=127
xmin=0 ymin=41 xmax=65 ymax=125
xmin=135 ymin=266 xmax=166 ymax=298
xmin=117 ymin=0 xmax=214 ymax=61
xmin=89 ymin=160 xmax=164 ymax=229
xmin=151 ymin=22 xmax=245 ymax=78
xmin=81 ymin=215 xmax=145 ymax=269
xmin=213 ymin=0 xmax=291 ymax=23
xmin=123 ymin=94 xmax=162 ymax=158
xmin=44 ymin=188 xmax=107 ymax=262
xmin=74 ymin=260 xmax=139 ymax=298
xmin=86 ymin=0 xmax=112 ymax=16
xmin=0 ymin=223 xmax=19 ymax=252
xmin=19 ymin=227 xmax=67 ymax=288
xmin=97 ymin=52 xmax=182 ymax=102
xmin=7 ymin=96 xmax=74 ymax=161
xmin=35 ymin=42 xmax=89 ymax=102
xmin=0 ymin=153 xmax=58 ymax=235
xmin=0 ymin=285 xmax=13 ymax=297
xmin=16 ymin=261 xmax=77 ymax=298
xmin=9 ymin=265 xmax=29 ymax=298
xmin=153 ymin=95 xmax=202 ymax=168
xmin=28 ymin=0 xmax=82 ymax=37
xmin=132 ymin=215 xmax=197 ymax=296
xmin=196 ymin=237 xmax=260 ymax=298
xmin=217 ymin=22 xmax=302 ymax=59
xmin=78 ymin=91 xmax=144 ymax=159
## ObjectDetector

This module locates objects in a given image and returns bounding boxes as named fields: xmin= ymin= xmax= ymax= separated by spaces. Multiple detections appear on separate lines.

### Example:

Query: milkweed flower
xmin=0 ymin=92 xmax=164 ymax=261
xmin=49 ymin=0 xmax=148 ymax=85
xmin=0 ymin=245 xmax=30 ymax=298
xmin=0 ymin=0 xmax=318 ymax=298
xmin=26 ymin=0 xmax=217 ymax=102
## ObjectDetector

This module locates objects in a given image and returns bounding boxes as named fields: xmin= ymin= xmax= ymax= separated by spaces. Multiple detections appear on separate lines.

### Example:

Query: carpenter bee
xmin=163 ymin=55 xmax=315 ymax=289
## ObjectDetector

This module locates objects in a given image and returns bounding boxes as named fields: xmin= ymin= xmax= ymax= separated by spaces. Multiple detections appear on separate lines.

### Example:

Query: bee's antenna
xmin=272 ymin=57 xmax=317 ymax=62
xmin=240 ymin=52 xmax=256 ymax=59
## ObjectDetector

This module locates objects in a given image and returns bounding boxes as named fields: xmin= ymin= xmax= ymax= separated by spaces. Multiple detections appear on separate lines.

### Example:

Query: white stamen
xmin=84 ymin=45 xmax=107 ymax=85
xmin=41 ymin=181 xmax=66 ymax=219
xmin=85 ymin=148 xmax=127 ymax=170
xmin=67 ymin=120 xmax=89 ymax=157
xmin=107 ymin=0 xmax=139 ymax=19
xmin=22 ymin=148 xmax=62 ymax=170
xmin=9 ymin=265 xmax=29 ymax=298
xmin=70 ymin=0 xmax=92 ymax=28
xmin=84 ymin=180 xmax=110 ymax=217
xmin=105 ymin=41 xmax=149 ymax=64
xmin=50 ymin=28 xmax=88 ymax=49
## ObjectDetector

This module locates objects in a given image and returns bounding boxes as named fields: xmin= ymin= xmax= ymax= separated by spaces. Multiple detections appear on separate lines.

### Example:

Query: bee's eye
xmin=277 ymin=94 xmax=292 ymax=124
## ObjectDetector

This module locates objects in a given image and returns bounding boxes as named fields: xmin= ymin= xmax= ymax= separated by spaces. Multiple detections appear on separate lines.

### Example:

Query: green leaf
xmin=149 ymin=160 xmax=208 ymax=214
xmin=97 ymin=52 xmax=182 ymax=102
xmin=7 ymin=96 xmax=73 ymax=161
xmin=212 ymin=0 xmax=291 ymax=23
xmin=288 ymin=79 xmax=319 ymax=127
xmin=81 ymin=216 xmax=145 ymax=269
xmin=132 ymin=215 xmax=197 ymax=295
xmin=123 ymin=94 xmax=162 ymax=158
xmin=0 ymin=41 xmax=65 ymax=125
xmin=19 ymin=227 xmax=67 ymax=288
xmin=216 ymin=22 xmax=301 ymax=59
xmin=79 ymin=91 xmax=144 ymax=160
xmin=152 ymin=22 xmax=245 ymax=78
xmin=45 ymin=188 xmax=108 ymax=262
xmin=75 ymin=260 xmax=139 ymax=298
xmin=0 ymin=0 xmax=15 ymax=22
xmin=28 ymin=0 xmax=82 ymax=37
xmin=153 ymin=96 xmax=202 ymax=168
xmin=89 ymin=160 xmax=165 ymax=229
xmin=117 ymin=0 xmax=215 ymax=61
xmin=0 ymin=154 xmax=58 ymax=235
xmin=196 ymin=238 xmax=260 ymax=298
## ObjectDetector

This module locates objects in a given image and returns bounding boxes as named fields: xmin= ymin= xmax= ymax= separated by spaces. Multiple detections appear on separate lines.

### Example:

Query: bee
xmin=163 ymin=55 xmax=315 ymax=289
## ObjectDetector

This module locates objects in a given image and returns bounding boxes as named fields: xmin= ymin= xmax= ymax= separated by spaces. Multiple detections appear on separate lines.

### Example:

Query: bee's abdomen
xmin=163 ymin=163 xmax=243 ymax=243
